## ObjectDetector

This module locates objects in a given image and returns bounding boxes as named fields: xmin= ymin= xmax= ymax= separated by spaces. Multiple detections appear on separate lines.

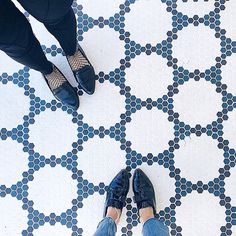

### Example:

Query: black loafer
xmin=67 ymin=45 xmax=96 ymax=95
xmin=133 ymin=169 xmax=157 ymax=215
xmin=43 ymin=64 xmax=79 ymax=110
xmin=104 ymin=169 xmax=130 ymax=217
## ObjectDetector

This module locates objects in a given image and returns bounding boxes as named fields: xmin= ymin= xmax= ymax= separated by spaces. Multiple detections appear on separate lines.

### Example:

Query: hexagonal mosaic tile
xmin=0 ymin=0 xmax=236 ymax=235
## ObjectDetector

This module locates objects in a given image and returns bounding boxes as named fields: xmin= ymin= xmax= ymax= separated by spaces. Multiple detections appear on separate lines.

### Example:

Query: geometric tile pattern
xmin=0 ymin=0 xmax=236 ymax=235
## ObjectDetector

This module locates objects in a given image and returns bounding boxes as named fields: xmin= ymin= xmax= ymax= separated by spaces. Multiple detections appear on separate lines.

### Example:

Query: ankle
xmin=106 ymin=207 xmax=121 ymax=224
xmin=139 ymin=207 xmax=154 ymax=224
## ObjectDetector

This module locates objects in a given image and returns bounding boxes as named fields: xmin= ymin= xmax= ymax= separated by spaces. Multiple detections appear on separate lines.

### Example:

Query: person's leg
xmin=0 ymin=0 xmax=53 ymax=75
xmin=142 ymin=218 xmax=170 ymax=236
xmin=18 ymin=0 xmax=76 ymax=56
xmin=0 ymin=0 xmax=79 ymax=109
xmin=43 ymin=2 xmax=96 ymax=94
xmin=133 ymin=169 xmax=170 ymax=236
xmin=18 ymin=0 xmax=96 ymax=94
xmin=93 ymin=217 xmax=117 ymax=236
xmin=93 ymin=169 xmax=129 ymax=236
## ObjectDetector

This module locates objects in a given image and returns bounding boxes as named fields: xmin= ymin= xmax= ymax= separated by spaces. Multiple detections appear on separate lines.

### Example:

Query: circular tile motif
xmin=174 ymin=134 xmax=224 ymax=183
xmin=173 ymin=79 xmax=222 ymax=127
xmin=175 ymin=192 xmax=225 ymax=236
xmin=78 ymin=136 xmax=126 ymax=185
xmin=0 ymin=83 xmax=29 ymax=130
xmin=80 ymin=27 xmax=125 ymax=74
xmin=0 ymin=140 xmax=28 ymax=186
xmin=79 ymin=80 xmax=125 ymax=128
xmin=28 ymin=165 xmax=77 ymax=215
xmin=125 ymin=54 xmax=173 ymax=100
xmin=125 ymin=0 xmax=172 ymax=45
xmin=126 ymin=108 xmax=174 ymax=155
xmin=29 ymin=109 xmax=77 ymax=157
xmin=172 ymin=25 xmax=221 ymax=71
xmin=0 ymin=196 xmax=27 ymax=235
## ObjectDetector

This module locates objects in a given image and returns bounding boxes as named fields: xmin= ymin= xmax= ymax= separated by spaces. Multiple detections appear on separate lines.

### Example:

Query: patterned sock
xmin=44 ymin=65 xmax=66 ymax=90
xmin=67 ymin=49 xmax=90 ymax=71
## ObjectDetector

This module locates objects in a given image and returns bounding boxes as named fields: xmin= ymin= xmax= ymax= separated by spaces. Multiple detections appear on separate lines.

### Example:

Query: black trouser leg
xmin=44 ymin=8 xmax=77 ymax=56
xmin=0 ymin=0 xmax=53 ymax=74
xmin=18 ymin=0 xmax=77 ymax=56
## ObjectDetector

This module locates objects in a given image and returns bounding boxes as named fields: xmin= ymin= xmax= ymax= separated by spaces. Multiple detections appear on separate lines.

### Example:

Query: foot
xmin=67 ymin=45 xmax=96 ymax=95
xmin=106 ymin=207 xmax=122 ymax=223
xmin=43 ymin=64 xmax=79 ymax=110
xmin=133 ymin=169 xmax=157 ymax=222
xmin=104 ymin=169 xmax=130 ymax=222
xmin=139 ymin=207 xmax=154 ymax=224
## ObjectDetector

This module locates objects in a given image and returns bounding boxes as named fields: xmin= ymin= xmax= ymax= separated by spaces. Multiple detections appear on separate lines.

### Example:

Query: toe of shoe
xmin=133 ymin=169 xmax=154 ymax=194
xmin=66 ymin=94 xmax=80 ymax=110
xmin=74 ymin=65 xmax=96 ymax=95
xmin=54 ymin=83 xmax=79 ymax=110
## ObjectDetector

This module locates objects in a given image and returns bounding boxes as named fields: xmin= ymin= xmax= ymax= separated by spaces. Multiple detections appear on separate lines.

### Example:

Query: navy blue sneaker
xmin=43 ymin=64 xmax=79 ymax=110
xmin=133 ymin=169 xmax=157 ymax=215
xmin=104 ymin=169 xmax=130 ymax=217
xmin=67 ymin=45 xmax=96 ymax=95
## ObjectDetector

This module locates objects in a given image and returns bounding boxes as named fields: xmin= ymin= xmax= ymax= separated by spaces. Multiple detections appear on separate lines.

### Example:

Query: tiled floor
xmin=0 ymin=0 xmax=236 ymax=235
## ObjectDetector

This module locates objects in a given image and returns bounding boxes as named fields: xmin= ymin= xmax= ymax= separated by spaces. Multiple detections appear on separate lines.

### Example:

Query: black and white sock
xmin=67 ymin=49 xmax=90 ymax=71
xmin=44 ymin=66 xmax=66 ymax=90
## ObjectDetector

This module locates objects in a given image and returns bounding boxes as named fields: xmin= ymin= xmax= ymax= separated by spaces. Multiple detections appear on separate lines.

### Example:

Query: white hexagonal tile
xmin=77 ymin=193 xmax=126 ymax=236
xmin=223 ymin=110 xmax=236 ymax=149
xmin=221 ymin=54 xmax=236 ymax=95
xmin=136 ymin=163 xmax=175 ymax=212
xmin=78 ymin=136 xmax=126 ymax=185
xmin=12 ymin=0 xmax=26 ymax=13
xmin=79 ymin=80 xmax=125 ymax=128
xmin=0 ymin=195 xmax=27 ymax=235
xmin=172 ymin=24 xmax=221 ymax=71
xmin=224 ymin=168 xmax=236 ymax=207
xmin=28 ymin=69 xmax=55 ymax=102
xmin=28 ymin=16 xmax=60 ymax=49
xmin=0 ymin=140 xmax=28 ymax=186
xmin=125 ymin=0 xmax=172 ymax=45
xmin=175 ymin=192 xmax=225 ymax=236
xmin=177 ymin=0 xmax=215 ymax=17
xmin=29 ymin=109 xmax=77 ymax=157
xmin=130 ymin=223 xmax=143 ymax=236
xmin=78 ymin=0 xmax=123 ymax=18
xmin=28 ymin=165 xmax=77 ymax=215
xmin=232 ymin=225 xmax=236 ymax=236
xmin=0 ymin=51 xmax=24 ymax=75
xmin=0 ymin=83 xmax=30 ymax=130
xmin=125 ymin=54 xmax=173 ymax=100
xmin=220 ymin=0 xmax=236 ymax=40
xmin=34 ymin=224 xmax=72 ymax=236
xmin=125 ymin=108 xmax=174 ymax=156
xmin=174 ymin=134 xmax=224 ymax=183
xmin=80 ymin=27 xmax=125 ymax=74
xmin=173 ymin=79 xmax=222 ymax=126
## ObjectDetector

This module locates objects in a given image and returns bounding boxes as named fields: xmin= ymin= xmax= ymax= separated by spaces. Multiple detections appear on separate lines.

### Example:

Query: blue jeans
xmin=94 ymin=217 xmax=170 ymax=236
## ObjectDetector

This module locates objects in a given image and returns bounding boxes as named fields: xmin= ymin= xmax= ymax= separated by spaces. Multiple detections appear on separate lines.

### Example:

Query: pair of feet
xmin=43 ymin=45 xmax=96 ymax=110
xmin=104 ymin=169 xmax=156 ymax=224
